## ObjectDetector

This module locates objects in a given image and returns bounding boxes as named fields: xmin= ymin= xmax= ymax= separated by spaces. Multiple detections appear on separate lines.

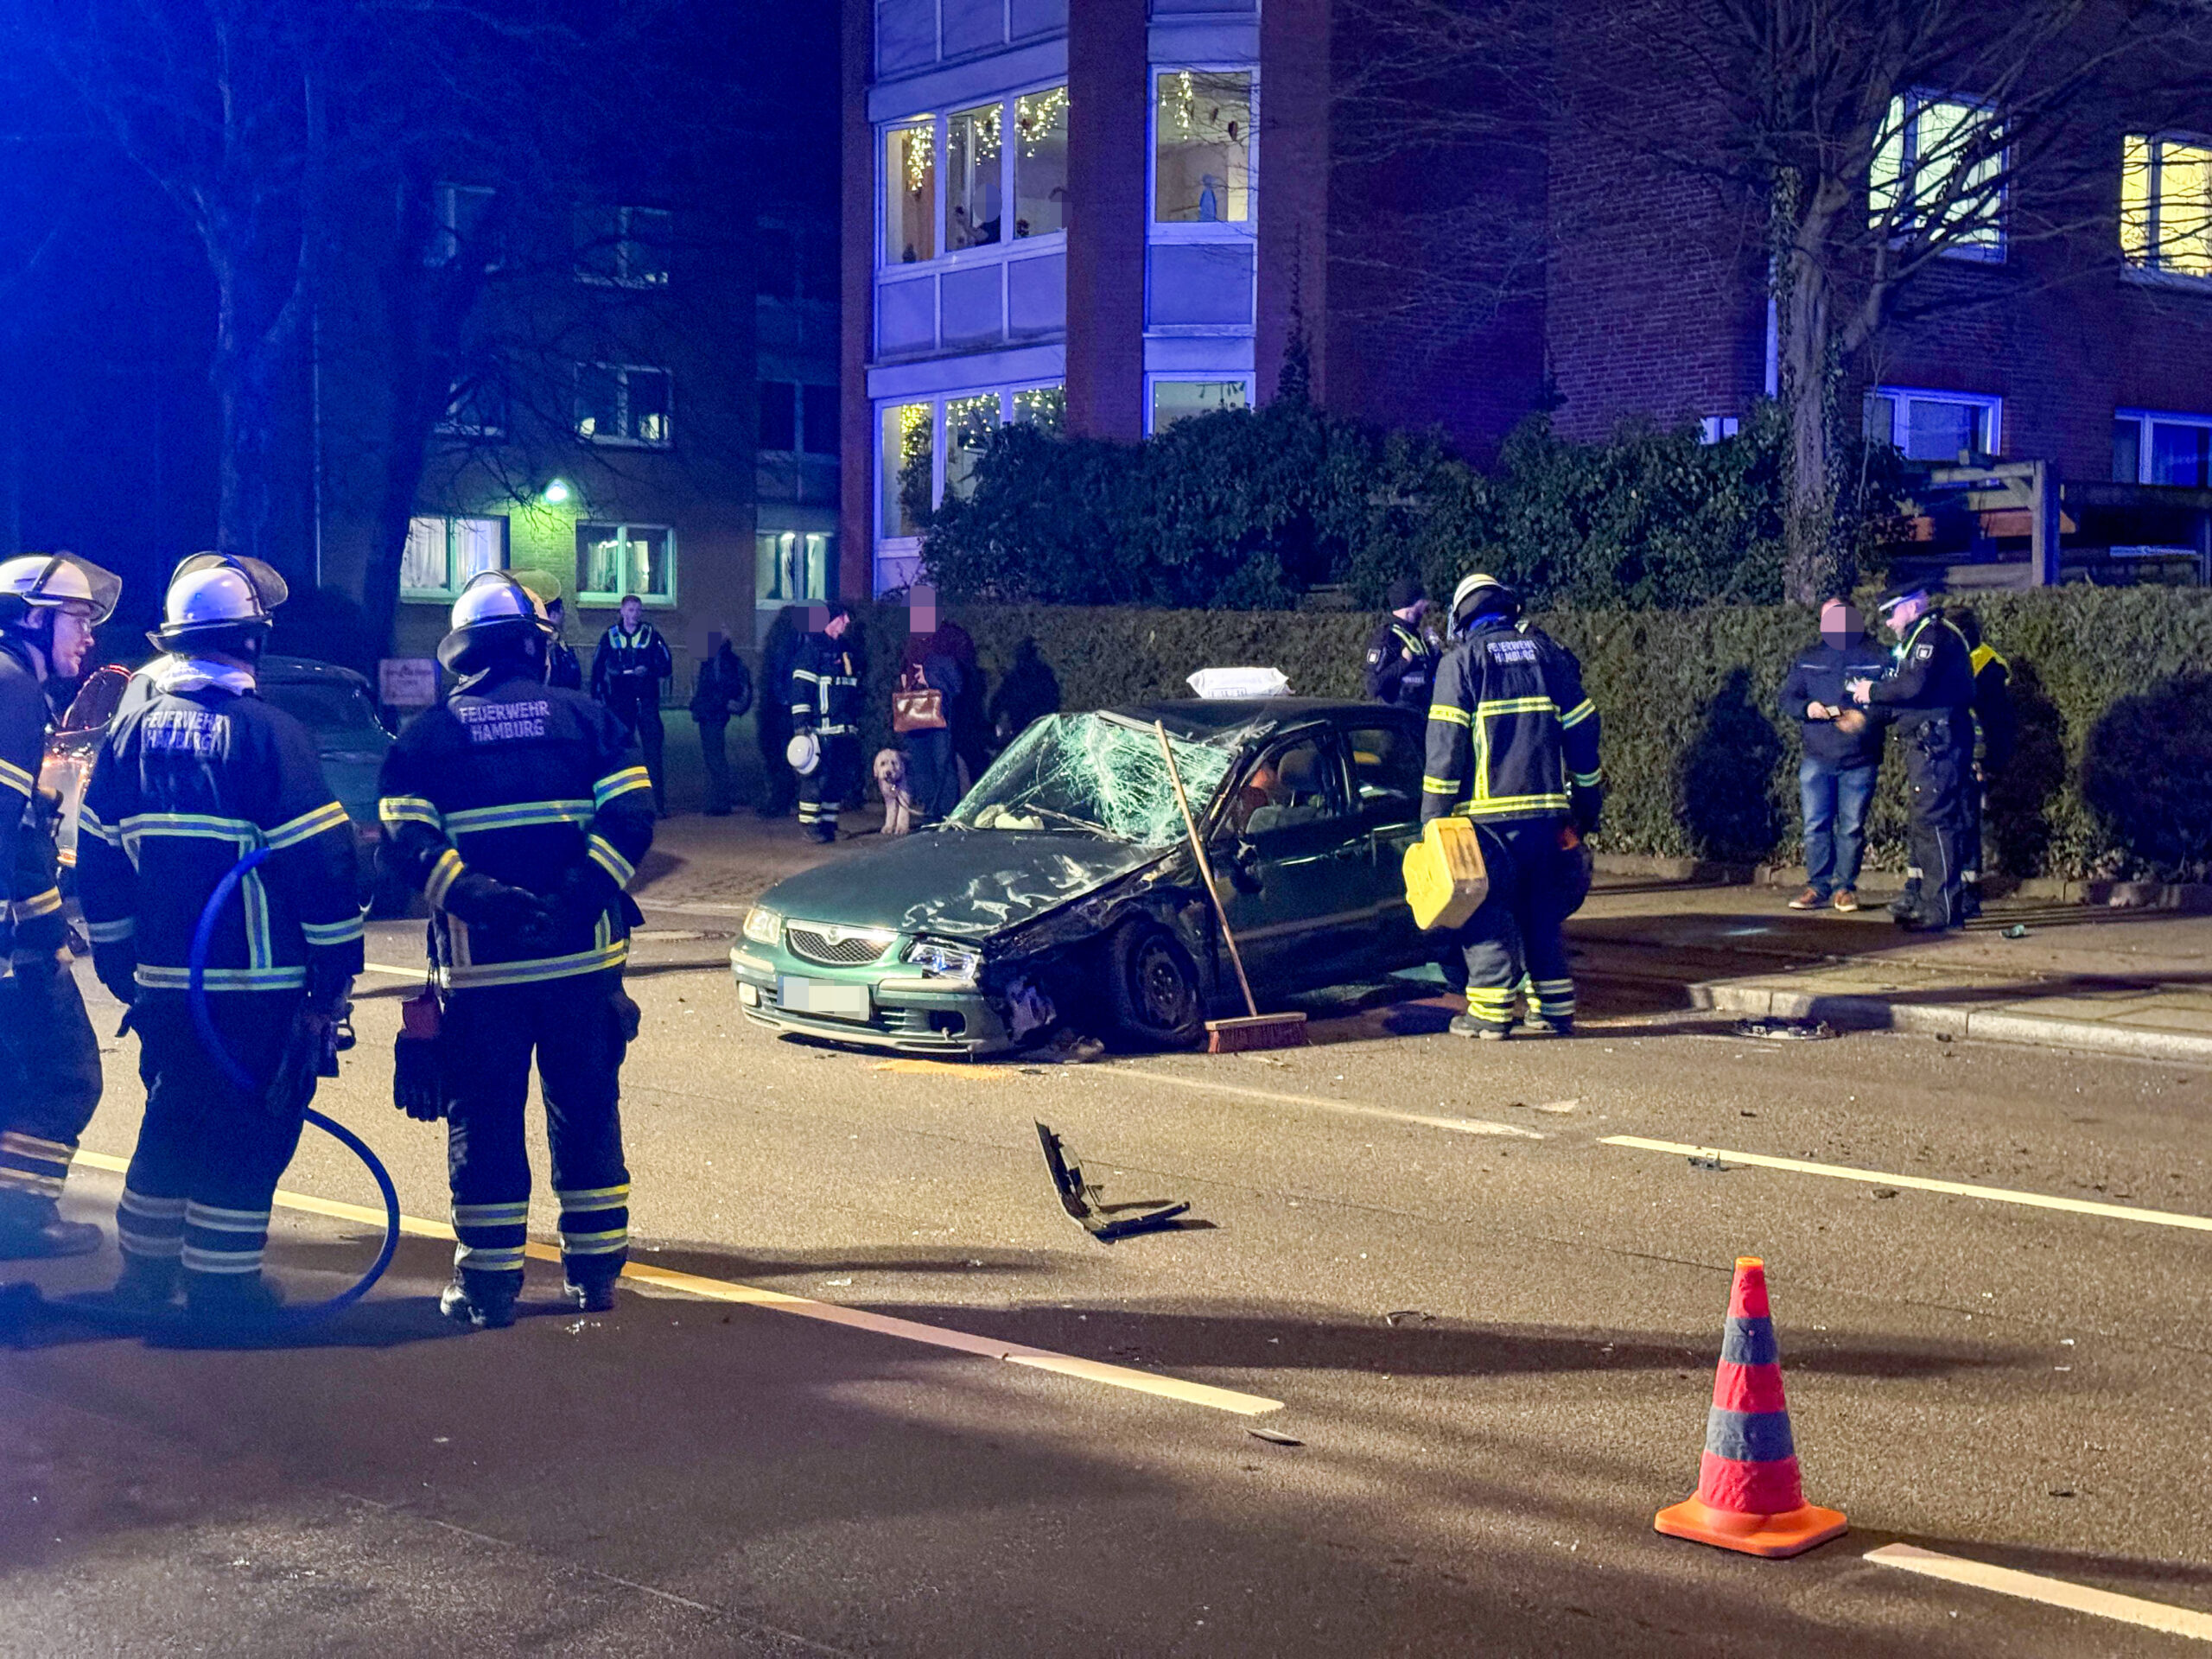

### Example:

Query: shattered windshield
xmin=950 ymin=712 xmax=1242 ymax=845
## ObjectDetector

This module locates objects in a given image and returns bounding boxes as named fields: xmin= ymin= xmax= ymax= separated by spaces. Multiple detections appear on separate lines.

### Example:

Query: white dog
xmin=874 ymin=747 xmax=916 ymax=837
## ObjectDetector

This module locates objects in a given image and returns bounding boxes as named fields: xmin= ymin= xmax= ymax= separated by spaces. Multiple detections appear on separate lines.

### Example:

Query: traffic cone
xmin=1654 ymin=1255 xmax=1847 ymax=1558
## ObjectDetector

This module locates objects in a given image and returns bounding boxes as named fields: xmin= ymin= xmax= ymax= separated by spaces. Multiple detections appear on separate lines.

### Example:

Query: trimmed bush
xmin=849 ymin=588 xmax=2212 ymax=882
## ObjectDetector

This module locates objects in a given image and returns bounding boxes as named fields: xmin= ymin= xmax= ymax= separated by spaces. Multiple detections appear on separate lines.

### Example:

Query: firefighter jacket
xmin=589 ymin=624 xmax=671 ymax=719
xmin=1363 ymin=616 xmax=1441 ymax=710
xmin=77 ymin=659 xmax=364 ymax=997
xmin=1866 ymin=613 xmax=1974 ymax=732
xmin=1968 ymin=644 xmax=2017 ymax=771
xmin=789 ymin=632 xmax=861 ymax=739
xmin=1421 ymin=620 xmax=1604 ymax=830
xmin=378 ymin=671 xmax=655 ymax=993
xmin=0 ymin=637 xmax=65 ymax=959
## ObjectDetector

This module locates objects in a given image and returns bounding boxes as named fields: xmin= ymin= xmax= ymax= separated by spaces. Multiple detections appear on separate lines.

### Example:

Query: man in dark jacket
xmin=1363 ymin=579 xmax=1441 ymax=710
xmin=590 ymin=595 xmax=672 ymax=815
xmin=1948 ymin=607 xmax=2015 ymax=918
xmin=790 ymin=603 xmax=861 ymax=843
xmin=987 ymin=636 xmax=1061 ymax=752
xmin=689 ymin=630 xmax=753 ymax=817
xmin=1848 ymin=584 xmax=1978 ymax=931
xmin=544 ymin=597 xmax=583 ymax=691
xmin=1422 ymin=573 xmax=1602 ymax=1039
xmin=1780 ymin=599 xmax=1891 ymax=912
xmin=755 ymin=607 xmax=803 ymax=818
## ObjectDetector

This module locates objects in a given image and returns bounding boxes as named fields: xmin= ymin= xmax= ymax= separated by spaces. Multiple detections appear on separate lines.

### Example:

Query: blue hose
xmin=188 ymin=848 xmax=399 ymax=1325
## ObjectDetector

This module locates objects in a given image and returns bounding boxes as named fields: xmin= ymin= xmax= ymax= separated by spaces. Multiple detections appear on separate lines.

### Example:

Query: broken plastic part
xmin=1035 ymin=1121 xmax=1191 ymax=1241
xmin=953 ymin=713 xmax=1239 ymax=849
xmin=1004 ymin=977 xmax=1055 ymax=1039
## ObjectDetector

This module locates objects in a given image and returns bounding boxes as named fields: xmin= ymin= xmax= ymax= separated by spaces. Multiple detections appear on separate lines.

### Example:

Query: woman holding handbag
xmin=894 ymin=590 xmax=964 ymax=827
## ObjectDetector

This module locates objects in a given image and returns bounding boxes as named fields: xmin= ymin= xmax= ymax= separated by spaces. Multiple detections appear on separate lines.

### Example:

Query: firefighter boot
xmin=441 ymin=1271 xmax=518 ymax=1331
xmin=110 ymin=1254 xmax=181 ymax=1312
xmin=564 ymin=1269 xmax=619 ymax=1313
xmin=183 ymin=1270 xmax=285 ymax=1329
xmin=0 ymin=1192 xmax=104 ymax=1259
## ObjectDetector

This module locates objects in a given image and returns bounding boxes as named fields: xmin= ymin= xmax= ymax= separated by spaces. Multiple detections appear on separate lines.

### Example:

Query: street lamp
xmin=541 ymin=478 xmax=573 ymax=506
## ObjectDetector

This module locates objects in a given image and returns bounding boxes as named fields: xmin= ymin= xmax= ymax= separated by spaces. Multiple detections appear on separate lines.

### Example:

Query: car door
xmin=1339 ymin=712 xmax=1432 ymax=974
xmin=1211 ymin=730 xmax=1370 ymax=993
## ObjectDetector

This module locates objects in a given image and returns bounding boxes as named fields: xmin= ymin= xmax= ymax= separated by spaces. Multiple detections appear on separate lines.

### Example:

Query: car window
xmin=1229 ymin=736 xmax=1349 ymax=837
xmin=1344 ymin=723 xmax=1423 ymax=822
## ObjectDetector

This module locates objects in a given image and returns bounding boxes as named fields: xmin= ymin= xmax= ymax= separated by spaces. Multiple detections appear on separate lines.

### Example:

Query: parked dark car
xmin=42 ymin=655 xmax=404 ymax=912
xmin=731 ymin=699 xmax=1436 ymax=1055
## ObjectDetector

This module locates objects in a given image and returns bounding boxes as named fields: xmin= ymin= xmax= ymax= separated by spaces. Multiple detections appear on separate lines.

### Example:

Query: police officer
xmin=590 ymin=594 xmax=672 ymax=814
xmin=0 ymin=555 xmax=119 ymax=1258
xmin=1363 ymin=579 xmax=1441 ymax=711
xmin=1948 ymin=607 xmax=2015 ymax=919
xmin=543 ymin=594 xmax=583 ymax=691
xmin=1847 ymin=584 xmax=1977 ymax=931
xmin=378 ymin=572 xmax=656 ymax=1330
xmin=790 ymin=601 xmax=861 ymax=844
xmin=77 ymin=556 xmax=362 ymax=1319
xmin=1422 ymin=573 xmax=1603 ymax=1039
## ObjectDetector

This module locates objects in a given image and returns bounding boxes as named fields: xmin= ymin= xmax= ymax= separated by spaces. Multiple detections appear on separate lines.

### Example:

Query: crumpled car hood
xmin=758 ymin=830 xmax=1166 ymax=942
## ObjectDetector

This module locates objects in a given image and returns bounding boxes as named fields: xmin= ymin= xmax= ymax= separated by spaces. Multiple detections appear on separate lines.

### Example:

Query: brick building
xmin=843 ymin=0 xmax=2212 ymax=597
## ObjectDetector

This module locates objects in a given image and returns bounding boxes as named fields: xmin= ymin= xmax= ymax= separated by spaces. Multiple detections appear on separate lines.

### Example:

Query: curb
xmin=1681 ymin=978 xmax=2212 ymax=1064
xmin=1589 ymin=853 xmax=2212 ymax=912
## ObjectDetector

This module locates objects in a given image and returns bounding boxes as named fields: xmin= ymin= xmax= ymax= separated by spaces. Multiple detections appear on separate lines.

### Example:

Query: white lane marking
xmin=1866 ymin=1543 xmax=2212 ymax=1641
xmin=1115 ymin=1066 xmax=1544 ymax=1139
xmin=1602 ymin=1136 xmax=2212 ymax=1233
xmin=66 ymin=1150 xmax=1279 ymax=1417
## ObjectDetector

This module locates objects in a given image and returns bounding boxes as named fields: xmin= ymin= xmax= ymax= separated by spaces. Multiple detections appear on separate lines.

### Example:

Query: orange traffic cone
xmin=1654 ymin=1256 xmax=1847 ymax=1558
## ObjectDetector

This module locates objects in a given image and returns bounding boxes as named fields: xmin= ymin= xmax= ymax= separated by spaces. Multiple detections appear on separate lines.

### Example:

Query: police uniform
xmin=379 ymin=573 xmax=656 ymax=1326
xmin=1866 ymin=607 xmax=1977 ymax=929
xmin=590 ymin=620 xmax=672 ymax=812
xmin=1962 ymin=638 xmax=2015 ymax=908
xmin=790 ymin=624 xmax=861 ymax=842
xmin=0 ymin=574 xmax=108 ymax=1258
xmin=1421 ymin=577 xmax=1602 ymax=1037
xmin=1363 ymin=616 xmax=1441 ymax=711
xmin=78 ymin=556 xmax=362 ymax=1313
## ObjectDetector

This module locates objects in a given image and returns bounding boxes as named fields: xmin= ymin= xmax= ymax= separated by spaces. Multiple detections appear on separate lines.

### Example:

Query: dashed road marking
xmin=66 ymin=1149 xmax=1281 ymax=1417
xmin=1866 ymin=1543 xmax=2212 ymax=1641
xmin=1602 ymin=1135 xmax=2212 ymax=1232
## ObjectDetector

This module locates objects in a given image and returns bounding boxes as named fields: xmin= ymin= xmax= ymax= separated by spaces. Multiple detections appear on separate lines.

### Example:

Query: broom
xmin=1154 ymin=721 xmax=1308 ymax=1053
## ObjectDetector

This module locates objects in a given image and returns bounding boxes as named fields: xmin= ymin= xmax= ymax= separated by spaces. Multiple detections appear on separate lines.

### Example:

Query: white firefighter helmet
xmin=785 ymin=730 xmax=822 ymax=777
xmin=148 ymin=554 xmax=288 ymax=656
xmin=1449 ymin=570 xmax=1520 ymax=630
xmin=438 ymin=569 xmax=556 ymax=674
xmin=0 ymin=552 xmax=122 ymax=627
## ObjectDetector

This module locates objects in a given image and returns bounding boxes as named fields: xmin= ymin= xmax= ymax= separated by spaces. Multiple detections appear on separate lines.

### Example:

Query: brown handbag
xmin=892 ymin=663 xmax=945 ymax=734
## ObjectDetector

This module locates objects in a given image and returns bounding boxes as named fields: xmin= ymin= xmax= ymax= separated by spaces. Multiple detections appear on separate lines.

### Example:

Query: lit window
xmin=2113 ymin=410 xmax=2212 ymax=486
xmin=1154 ymin=70 xmax=1253 ymax=224
xmin=2122 ymin=135 xmax=2212 ymax=279
xmin=886 ymin=123 xmax=937 ymax=264
xmin=880 ymin=403 xmax=931 ymax=538
xmin=1015 ymin=87 xmax=1069 ymax=238
xmin=1870 ymin=93 xmax=2005 ymax=257
xmin=1152 ymin=378 xmax=1248 ymax=431
xmin=757 ymin=530 xmax=835 ymax=604
xmin=944 ymin=391 xmax=1001 ymax=499
xmin=576 ymin=524 xmax=674 ymax=600
xmin=1012 ymin=384 xmax=1065 ymax=430
xmin=948 ymin=103 xmax=1004 ymax=250
xmin=575 ymin=206 xmax=672 ymax=287
xmin=577 ymin=365 xmax=673 ymax=447
xmin=402 ymin=515 xmax=506 ymax=596
xmin=426 ymin=183 xmax=497 ymax=269
xmin=1864 ymin=388 xmax=1999 ymax=461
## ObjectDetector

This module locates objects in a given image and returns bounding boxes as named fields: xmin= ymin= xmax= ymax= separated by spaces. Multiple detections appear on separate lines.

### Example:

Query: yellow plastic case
xmin=1402 ymin=817 xmax=1490 ymax=931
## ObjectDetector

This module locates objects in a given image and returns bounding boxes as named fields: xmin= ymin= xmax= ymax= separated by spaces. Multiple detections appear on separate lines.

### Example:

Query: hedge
xmin=845 ymin=588 xmax=2212 ymax=883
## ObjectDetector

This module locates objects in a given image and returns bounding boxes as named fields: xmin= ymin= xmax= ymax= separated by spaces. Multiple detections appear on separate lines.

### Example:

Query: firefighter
xmin=1363 ymin=579 xmax=1441 ymax=711
xmin=1421 ymin=573 xmax=1603 ymax=1039
xmin=378 ymin=571 xmax=656 ymax=1330
xmin=1948 ymin=607 xmax=2016 ymax=919
xmin=0 ymin=554 xmax=119 ymax=1258
xmin=77 ymin=556 xmax=362 ymax=1319
xmin=790 ymin=601 xmax=861 ymax=843
xmin=1847 ymin=584 xmax=1977 ymax=931
xmin=590 ymin=594 xmax=672 ymax=815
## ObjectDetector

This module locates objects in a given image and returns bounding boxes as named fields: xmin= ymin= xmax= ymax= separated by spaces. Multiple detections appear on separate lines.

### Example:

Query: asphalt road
xmin=3 ymin=917 xmax=2209 ymax=1656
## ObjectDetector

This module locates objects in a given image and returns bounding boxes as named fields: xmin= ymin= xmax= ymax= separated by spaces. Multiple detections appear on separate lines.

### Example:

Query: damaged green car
xmin=730 ymin=700 xmax=1439 ymax=1055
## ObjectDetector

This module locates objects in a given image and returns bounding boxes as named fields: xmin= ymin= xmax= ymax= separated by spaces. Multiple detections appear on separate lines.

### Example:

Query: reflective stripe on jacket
xmin=1421 ymin=621 xmax=1603 ymax=825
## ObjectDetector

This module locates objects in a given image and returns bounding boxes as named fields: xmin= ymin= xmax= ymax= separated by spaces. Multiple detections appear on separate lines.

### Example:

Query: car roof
xmin=1115 ymin=698 xmax=1412 ymax=742
xmin=257 ymin=655 xmax=374 ymax=691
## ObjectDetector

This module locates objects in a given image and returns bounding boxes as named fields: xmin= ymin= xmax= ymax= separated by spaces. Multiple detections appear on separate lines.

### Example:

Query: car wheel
xmin=1103 ymin=920 xmax=1205 ymax=1051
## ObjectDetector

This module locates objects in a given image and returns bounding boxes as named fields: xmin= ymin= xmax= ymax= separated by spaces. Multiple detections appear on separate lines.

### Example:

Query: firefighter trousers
xmin=442 ymin=971 xmax=632 ymax=1298
xmin=797 ymin=736 xmax=858 ymax=841
xmin=0 ymin=950 xmax=103 ymax=1209
xmin=1452 ymin=821 xmax=1580 ymax=1032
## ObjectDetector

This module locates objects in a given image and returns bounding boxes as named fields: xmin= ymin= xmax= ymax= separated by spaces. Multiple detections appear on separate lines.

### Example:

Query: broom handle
xmin=1155 ymin=721 xmax=1261 ymax=1020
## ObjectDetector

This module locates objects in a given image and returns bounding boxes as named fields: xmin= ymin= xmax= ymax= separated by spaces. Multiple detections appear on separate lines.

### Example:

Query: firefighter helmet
xmin=0 ymin=552 xmax=122 ymax=629
xmin=147 ymin=554 xmax=288 ymax=658
xmin=438 ymin=569 xmax=555 ymax=674
xmin=1449 ymin=570 xmax=1520 ymax=631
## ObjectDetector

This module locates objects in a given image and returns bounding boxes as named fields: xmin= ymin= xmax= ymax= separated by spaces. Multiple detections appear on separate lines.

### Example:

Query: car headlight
xmin=742 ymin=906 xmax=783 ymax=946
xmin=903 ymin=939 xmax=979 ymax=978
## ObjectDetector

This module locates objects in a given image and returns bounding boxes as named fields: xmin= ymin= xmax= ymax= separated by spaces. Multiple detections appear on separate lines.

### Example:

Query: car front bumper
xmin=729 ymin=946 xmax=1014 ymax=1056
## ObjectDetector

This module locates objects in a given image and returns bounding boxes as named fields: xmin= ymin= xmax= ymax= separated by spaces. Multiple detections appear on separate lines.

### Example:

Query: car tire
xmin=1103 ymin=919 xmax=1205 ymax=1051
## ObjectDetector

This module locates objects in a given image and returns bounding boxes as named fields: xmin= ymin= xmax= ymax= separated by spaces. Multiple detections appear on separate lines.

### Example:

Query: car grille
xmin=785 ymin=923 xmax=895 ymax=967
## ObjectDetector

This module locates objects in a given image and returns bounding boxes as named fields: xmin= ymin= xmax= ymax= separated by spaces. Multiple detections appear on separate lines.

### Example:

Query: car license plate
xmin=779 ymin=976 xmax=871 ymax=1020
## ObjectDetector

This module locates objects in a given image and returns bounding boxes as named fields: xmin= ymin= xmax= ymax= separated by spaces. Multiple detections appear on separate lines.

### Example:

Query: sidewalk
xmin=625 ymin=810 xmax=2212 ymax=1064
